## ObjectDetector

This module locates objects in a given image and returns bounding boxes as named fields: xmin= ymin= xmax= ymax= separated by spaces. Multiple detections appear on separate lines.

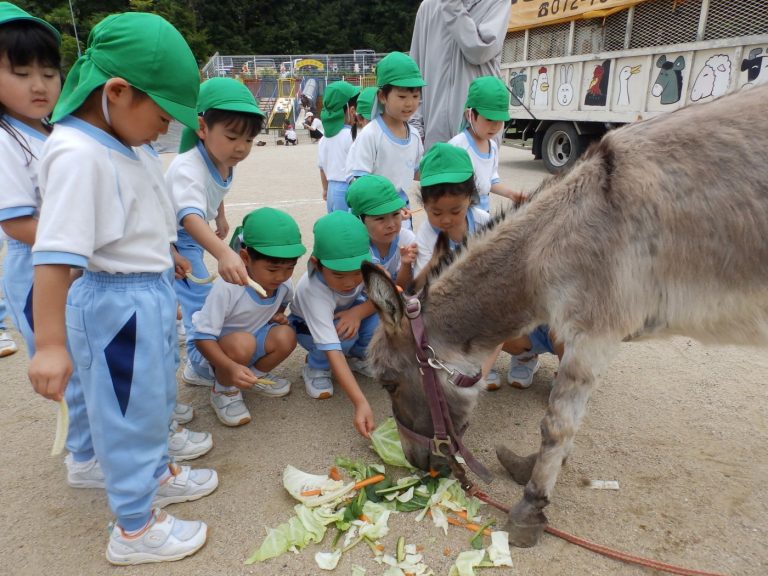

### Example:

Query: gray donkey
xmin=362 ymin=84 xmax=768 ymax=548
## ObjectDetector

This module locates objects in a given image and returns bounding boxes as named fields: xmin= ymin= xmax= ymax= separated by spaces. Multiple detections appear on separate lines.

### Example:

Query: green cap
xmin=465 ymin=76 xmax=511 ymax=122
xmin=346 ymin=175 xmax=405 ymax=218
xmin=0 ymin=2 xmax=60 ymax=44
xmin=236 ymin=207 xmax=306 ymax=258
xmin=320 ymin=81 xmax=360 ymax=138
xmin=179 ymin=77 xmax=265 ymax=152
xmin=376 ymin=51 xmax=425 ymax=88
xmin=312 ymin=211 xmax=371 ymax=272
xmin=356 ymin=86 xmax=378 ymax=120
xmin=52 ymin=12 xmax=200 ymax=130
xmin=419 ymin=143 xmax=475 ymax=187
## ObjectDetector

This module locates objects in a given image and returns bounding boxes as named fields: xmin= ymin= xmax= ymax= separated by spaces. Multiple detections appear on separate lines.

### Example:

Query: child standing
xmin=353 ymin=86 xmax=377 ymax=130
xmin=345 ymin=174 xmax=417 ymax=289
xmin=166 ymin=77 xmax=265 ymax=388
xmin=318 ymin=80 xmax=360 ymax=212
xmin=448 ymin=76 xmax=525 ymax=213
xmin=346 ymin=52 xmax=425 ymax=230
xmin=288 ymin=211 xmax=377 ymax=437
xmin=192 ymin=208 xmax=305 ymax=427
xmin=29 ymin=13 xmax=217 ymax=564
xmin=0 ymin=2 xmax=60 ymax=359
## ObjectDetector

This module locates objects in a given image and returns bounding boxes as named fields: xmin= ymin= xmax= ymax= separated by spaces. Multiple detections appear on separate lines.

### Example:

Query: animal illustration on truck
xmin=651 ymin=55 xmax=686 ymax=104
xmin=690 ymin=54 xmax=732 ymax=101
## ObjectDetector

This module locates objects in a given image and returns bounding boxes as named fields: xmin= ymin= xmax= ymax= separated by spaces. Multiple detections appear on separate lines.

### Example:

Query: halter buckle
xmin=432 ymin=437 xmax=454 ymax=458
xmin=404 ymin=297 xmax=421 ymax=319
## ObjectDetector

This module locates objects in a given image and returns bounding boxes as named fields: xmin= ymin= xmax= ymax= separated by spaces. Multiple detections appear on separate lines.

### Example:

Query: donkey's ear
xmin=362 ymin=261 xmax=404 ymax=334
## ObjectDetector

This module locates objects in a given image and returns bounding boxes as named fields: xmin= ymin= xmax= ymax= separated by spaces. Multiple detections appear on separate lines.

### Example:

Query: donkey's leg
xmin=506 ymin=338 xmax=613 ymax=547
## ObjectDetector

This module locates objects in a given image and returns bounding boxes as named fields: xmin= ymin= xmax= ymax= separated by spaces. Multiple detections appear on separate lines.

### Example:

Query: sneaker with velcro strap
xmin=249 ymin=367 xmax=291 ymax=397
xmin=106 ymin=507 xmax=207 ymax=565
xmin=168 ymin=421 xmax=212 ymax=461
xmin=210 ymin=388 xmax=252 ymax=427
xmin=181 ymin=360 xmax=214 ymax=387
xmin=346 ymin=355 xmax=374 ymax=378
xmin=302 ymin=363 xmax=333 ymax=399
xmin=65 ymin=453 xmax=106 ymax=489
xmin=171 ymin=402 xmax=194 ymax=425
xmin=483 ymin=368 xmax=501 ymax=391
xmin=153 ymin=463 xmax=218 ymax=508
xmin=507 ymin=354 xmax=540 ymax=389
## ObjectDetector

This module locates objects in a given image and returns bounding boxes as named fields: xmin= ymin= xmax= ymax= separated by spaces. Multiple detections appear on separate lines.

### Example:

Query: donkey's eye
xmin=381 ymin=380 xmax=398 ymax=394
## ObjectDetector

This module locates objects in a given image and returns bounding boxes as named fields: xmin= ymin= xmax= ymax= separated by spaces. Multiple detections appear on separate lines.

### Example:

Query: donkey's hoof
xmin=506 ymin=518 xmax=546 ymax=548
xmin=496 ymin=446 xmax=536 ymax=486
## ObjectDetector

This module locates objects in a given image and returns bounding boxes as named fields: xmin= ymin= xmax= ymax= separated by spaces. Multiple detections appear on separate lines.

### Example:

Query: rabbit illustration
xmin=558 ymin=65 xmax=574 ymax=106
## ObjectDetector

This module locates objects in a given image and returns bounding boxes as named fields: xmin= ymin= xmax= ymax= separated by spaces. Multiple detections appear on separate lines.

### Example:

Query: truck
xmin=501 ymin=0 xmax=768 ymax=172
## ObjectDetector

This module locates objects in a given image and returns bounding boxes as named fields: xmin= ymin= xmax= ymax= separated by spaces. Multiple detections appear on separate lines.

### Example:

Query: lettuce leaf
xmin=369 ymin=417 xmax=414 ymax=469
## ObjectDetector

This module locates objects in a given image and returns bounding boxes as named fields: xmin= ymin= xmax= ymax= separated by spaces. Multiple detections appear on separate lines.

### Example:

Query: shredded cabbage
xmin=369 ymin=417 xmax=414 ymax=469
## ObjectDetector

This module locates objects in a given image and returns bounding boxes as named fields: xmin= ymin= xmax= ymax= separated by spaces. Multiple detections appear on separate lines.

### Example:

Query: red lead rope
xmin=468 ymin=488 xmax=729 ymax=576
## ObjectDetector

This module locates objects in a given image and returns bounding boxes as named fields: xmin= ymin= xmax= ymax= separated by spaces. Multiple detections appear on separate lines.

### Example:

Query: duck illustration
xmin=616 ymin=64 xmax=641 ymax=106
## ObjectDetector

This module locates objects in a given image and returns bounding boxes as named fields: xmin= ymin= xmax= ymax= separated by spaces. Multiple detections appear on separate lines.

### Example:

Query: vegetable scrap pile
xmin=246 ymin=418 xmax=514 ymax=575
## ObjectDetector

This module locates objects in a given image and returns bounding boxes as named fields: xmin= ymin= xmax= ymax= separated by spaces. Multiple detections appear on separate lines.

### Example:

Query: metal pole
xmin=67 ymin=0 xmax=81 ymax=56
xmin=696 ymin=0 xmax=711 ymax=41
xmin=624 ymin=6 xmax=635 ymax=50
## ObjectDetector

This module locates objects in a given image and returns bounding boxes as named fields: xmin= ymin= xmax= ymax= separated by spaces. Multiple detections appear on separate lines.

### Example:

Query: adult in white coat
xmin=409 ymin=0 xmax=511 ymax=149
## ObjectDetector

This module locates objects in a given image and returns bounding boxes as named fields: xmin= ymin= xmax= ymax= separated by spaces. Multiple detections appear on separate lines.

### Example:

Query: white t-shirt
xmin=318 ymin=126 xmax=353 ymax=182
xmin=308 ymin=118 xmax=324 ymax=134
xmin=290 ymin=266 xmax=365 ymax=350
xmin=0 ymin=116 xmax=46 ymax=226
xmin=33 ymin=117 xmax=176 ymax=273
xmin=448 ymin=129 xmax=500 ymax=199
xmin=165 ymin=142 xmax=233 ymax=226
xmin=370 ymin=228 xmax=416 ymax=280
xmin=285 ymin=128 xmax=297 ymax=140
xmin=192 ymin=279 xmax=292 ymax=339
xmin=346 ymin=116 xmax=423 ymax=200
xmin=413 ymin=206 xmax=490 ymax=276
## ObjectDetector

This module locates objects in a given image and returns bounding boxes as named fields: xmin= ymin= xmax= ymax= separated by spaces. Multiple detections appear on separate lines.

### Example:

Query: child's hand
xmin=334 ymin=308 xmax=361 ymax=340
xmin=399 ymin=242 xmax=418 ymax=265
xmin=270 ymin=312 xmax=289 ymax=325
xmin=217 ymin=249 xmax=249 ymax=285
xmin=352 ymin=399 xmax=375 ymax=438
xmin=173 ymin=251 xmax=192 ymax=280
xmin=400 ymin=206 xmax=412 ymax=220
xmin=218 ymin=362 xmax=258 ymax=390
xmin=28 ymin=345 xmax=72 ymax=401
xmin=214 ymin=214 xmax=230 ymax=240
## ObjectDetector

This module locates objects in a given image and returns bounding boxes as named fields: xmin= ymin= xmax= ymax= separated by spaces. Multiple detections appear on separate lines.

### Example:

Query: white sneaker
xmin=346 ymin=356 xmax=374 ymax=378
xmin=302 ymin=363 xmax=333 ymax=399
xmin=181 ymin=360 xmax=214 ymax=387
xmin=210 ymin=389 xmax=251 ymax=427
xmin=168 ymin=421 xmax=212 ymax=461
xmin=106 ymin=508 xmax=207 ymax=565
xmin=65 ymin=453 xmax=106 ymax=489
xmin=507 ymin=354 xmax=540 ymax=389
xmin=483 ymin=368 xmax=501 ymax=391
xmin=153 ymin=463 xmax=218 ymax=508
xmin=171 ymin=402 xmax=194 ymax=425
xmin=0 ymin=330 xmax=18 ymax=358
xmin=249 ymin=367 xmax=291 ymax=397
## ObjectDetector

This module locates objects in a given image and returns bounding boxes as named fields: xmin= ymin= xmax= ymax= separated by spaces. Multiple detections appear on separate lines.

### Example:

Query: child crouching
xmin=191 ymin=208 xmax=305 ymax=427
xmin=289 ymin=211 xmax=378 ymax=437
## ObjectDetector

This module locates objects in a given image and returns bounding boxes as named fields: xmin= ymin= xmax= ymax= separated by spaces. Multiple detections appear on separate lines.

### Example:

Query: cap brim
xmin=384 ymin=78 xmax=426 ymax=88
xmin=476 ymin=107 xmax=510 ymax=121
xmin=152 ymin=93 xmax=199 ymax=131
xmin=257 ymin=244 xmax=307 ymax=258
xmin=420 ymin=171 xmax=474 ymax=187
xmin=321 ymin=252 xmax=371 ymax=272
xmin=6 ymin=15 xmax=61 ymax=44
xmin=208 ymin=101 xmax=265 ymax=117
xmin=361 ymin=197 xmax=406 ymax=217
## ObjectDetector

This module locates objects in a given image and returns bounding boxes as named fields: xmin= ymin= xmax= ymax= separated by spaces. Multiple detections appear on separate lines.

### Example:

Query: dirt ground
xmin=1 ymin=133 xmax=766 ymax=576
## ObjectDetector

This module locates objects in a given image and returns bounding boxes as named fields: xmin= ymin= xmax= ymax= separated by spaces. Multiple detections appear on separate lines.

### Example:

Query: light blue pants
xmin=326 ymin=180 xmax=350 ymax=213
xmin=0 ymin=238 xmax=7 ymax=330
xmin=67 ymin=271 xmax=176 ymax=530
xmin=3 ymin=239 xmax=35 ymax=350
xmin=5 ymin=240 xmax=94 ymax=460
xmin=174 ymin=228 xmax=212 ymax=377
xmin=290 ymin=307 xmax=379 ymax=370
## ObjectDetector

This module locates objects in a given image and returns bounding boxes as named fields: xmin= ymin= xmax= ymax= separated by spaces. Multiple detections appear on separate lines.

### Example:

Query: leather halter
xmin=395 ymin=295 xmax=493 ymax=484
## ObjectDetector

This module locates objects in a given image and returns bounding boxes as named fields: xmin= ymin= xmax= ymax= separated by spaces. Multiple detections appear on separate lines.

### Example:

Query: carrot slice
xmin=358 ymin=514 xmax=371 ymax=523
xmin=300 ymin=489 xmax=322 ymax=497
xmin=329 ymin=467 xmax=342 ymax=481
xmin=353 ymin=474 xmax=386 ymax=490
